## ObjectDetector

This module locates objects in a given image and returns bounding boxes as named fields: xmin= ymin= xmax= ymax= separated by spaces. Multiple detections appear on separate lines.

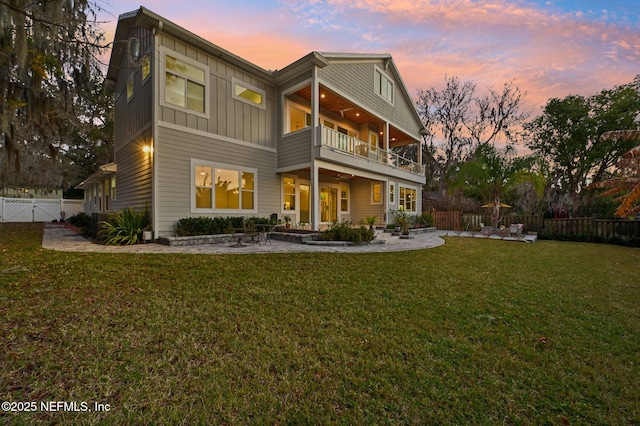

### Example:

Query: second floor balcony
xmin=320 ymin=125 xmax=425 ymax=176
xmin=281 ymin=83 xmax=425 ymax=182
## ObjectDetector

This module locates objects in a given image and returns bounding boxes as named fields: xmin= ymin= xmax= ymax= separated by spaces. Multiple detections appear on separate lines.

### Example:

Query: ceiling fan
xmin=334 ymin=174 xmax=354 ymax=181
xmin=338 ymin=106 xmax=354 ymax=118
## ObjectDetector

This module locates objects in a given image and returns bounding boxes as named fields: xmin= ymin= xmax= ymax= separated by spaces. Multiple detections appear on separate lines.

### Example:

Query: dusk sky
xmin=99 ymin=0 xmax=639 ymax=115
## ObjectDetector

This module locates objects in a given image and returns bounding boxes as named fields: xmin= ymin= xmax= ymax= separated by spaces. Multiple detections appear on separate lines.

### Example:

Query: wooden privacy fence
xmin=543 ymin=217 xmax=640 ymax=241
xmin=432 ymin=211 xmax=462 ymax=231
xmin=442 ymin=212 xmax=640 ymax=242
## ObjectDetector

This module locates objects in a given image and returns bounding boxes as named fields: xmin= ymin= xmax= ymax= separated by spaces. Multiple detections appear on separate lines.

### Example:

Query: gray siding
xmin=349 ymin=179 xmax=388 ymax=225
xmin=112 ymin=130 xmax=153 ymax=211
xmin=278 ymin=128 xmax=312 ymax=170
xmin=158 ymin=35 xmax=276 ymax=149
xmin=154 ymin=125 xmax=280 ymax=236
xmin=318 ymin=60 xmax=422 ymax=138
xmin=113 ymin=26 xmax=154 ymax=151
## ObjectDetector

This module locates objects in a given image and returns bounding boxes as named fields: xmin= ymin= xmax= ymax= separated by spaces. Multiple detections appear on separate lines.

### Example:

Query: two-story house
xmin=79 ymin=7 xmax=426 ymax=238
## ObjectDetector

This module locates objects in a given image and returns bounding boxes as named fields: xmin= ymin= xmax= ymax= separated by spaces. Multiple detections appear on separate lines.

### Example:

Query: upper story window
xmin=288 ymin=104 xmax=312 ymax=133
xmin=161 ymin=49 xmax=208 ymax=116
xmin=126 ymin=76 xmax=134 ymax=101
xmin=141 ymin=55 xmax=151 ymax=83
xmin=233 ymin=77 xmax=266 ymax=109
xmin=374 ymin=66 xmax=394 ymax=104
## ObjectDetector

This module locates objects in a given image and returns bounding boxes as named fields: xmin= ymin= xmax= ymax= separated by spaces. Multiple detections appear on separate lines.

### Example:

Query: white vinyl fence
xmin=0 ymin=197 xmax=84 ymax=223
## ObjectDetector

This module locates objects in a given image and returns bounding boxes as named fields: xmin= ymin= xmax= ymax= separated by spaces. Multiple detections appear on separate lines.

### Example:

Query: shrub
xmin=176 ymin=216 xmax=272 ymax=236
xmin=67 ymin=212 xmax=92 ymax=235
xmin=418 ymin=212 xmax=434 ymax=227
xmin=99 ymin=207 xmax=150 ymax=245
xmin=319 ymin=221 xmax=375 ymax=243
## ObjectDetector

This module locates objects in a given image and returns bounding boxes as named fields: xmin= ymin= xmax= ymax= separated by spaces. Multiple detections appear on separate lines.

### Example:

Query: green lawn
xmin=1 ymin=223 xmax=639 ymax=424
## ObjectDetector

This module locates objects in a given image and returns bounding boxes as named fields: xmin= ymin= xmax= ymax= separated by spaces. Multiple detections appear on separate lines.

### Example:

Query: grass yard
xmin=1 ymin=223 xmax=639 ymax=424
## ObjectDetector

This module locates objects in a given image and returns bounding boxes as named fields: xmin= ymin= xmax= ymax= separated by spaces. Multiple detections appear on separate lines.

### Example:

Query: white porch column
xmin=311 ymin=164 xmax=320 ymax=230
xmin=384 ymin=121 xmax=390 ymax=152
xmin=418 ymin=134 xmax=424 ymax=170
xmin=310 ymin=67 xmax=320 ymax=231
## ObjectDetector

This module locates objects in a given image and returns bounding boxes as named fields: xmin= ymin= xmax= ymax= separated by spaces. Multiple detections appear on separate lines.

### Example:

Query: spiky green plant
xmin=99 ymin=207 xmax=150 ymax=245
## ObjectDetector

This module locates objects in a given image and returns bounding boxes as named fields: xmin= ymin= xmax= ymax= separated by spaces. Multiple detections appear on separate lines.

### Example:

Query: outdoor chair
xmin=480 ymin=223 xmax=493 ymax=236
xmin=509 ymin=223 xmax=524 ymax=239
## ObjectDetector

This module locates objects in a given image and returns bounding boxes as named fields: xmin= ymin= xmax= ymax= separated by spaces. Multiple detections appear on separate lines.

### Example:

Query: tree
xmin=589 ymin=130 xmax=640 ymax=218
xmin=449 ymin=144 xmax=544 ymax=229
xmin=415 ymin=76 xmax=529 ymax=194
xmin=0 ymin=0 xmax=110 ymax=191
xmin=524 ymin=76 xmax=640 ymax=214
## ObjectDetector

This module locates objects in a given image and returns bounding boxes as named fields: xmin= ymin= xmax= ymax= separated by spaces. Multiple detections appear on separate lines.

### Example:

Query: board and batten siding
xmin=114 ymin=26 xmax=154 ymax=150
xmin=317 ymin=60 xmax=422 ymax=139
xmin=112 ymin=130 xmax=153 ymax=212
xmin=154 ymin=124 xmax=280 ymax=236
xmin=158 ymin=35 xmax=276 ymax=150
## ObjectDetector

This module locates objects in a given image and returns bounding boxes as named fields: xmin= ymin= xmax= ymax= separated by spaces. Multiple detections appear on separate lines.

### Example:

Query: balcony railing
xmin=320 ymin=125 xmax=425 ymax=176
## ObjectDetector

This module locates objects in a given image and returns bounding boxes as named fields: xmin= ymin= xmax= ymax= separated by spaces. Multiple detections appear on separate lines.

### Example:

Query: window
xmin=141 ymin=55 xmax=151 ymax=82
xmin=110 ymin=176 xmax=117 ymax=201
xmin=283 ymin=177 xmax=295 ymax=211
xmin=374 ymin=67 xmax=394 ymax=104
xmin=371 ymin=182 xmax=382 ymax=205
xmin=340 ymin=185 xmax=349 ymax=212
xmin=163 ymin=51 xmax=207 ymax=115
xmin=126 ymin=76 xmax=134 ymax=101
xmin=195 ymin=165 xmax=213 ymax=208
xmin=192 ymin=160 xmax=256 ymax=212
xmin=389 ymin=182 xmax=395 ymax=204
xmin=289 ymin=105 xmax=312 ymax=133
xmin=232 ymin=78 xmax=266 ymax=109
xmin=399 ymin=185 xmax=417 ymax=212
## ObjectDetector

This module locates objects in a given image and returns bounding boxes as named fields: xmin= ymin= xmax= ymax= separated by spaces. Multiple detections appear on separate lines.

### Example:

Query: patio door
xmin=320 ymin=186 xmax=338 ymax=223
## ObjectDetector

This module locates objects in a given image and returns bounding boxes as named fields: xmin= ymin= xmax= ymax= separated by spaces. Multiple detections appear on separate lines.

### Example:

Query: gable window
xmin=192 ymin=159 xmax=256 ymax=212
xmin=374 ymin=67 xmax=393 ymax=104
xmin=163 ymin=50 xmax=208 ymax=115
xmin=399 ymin=185 xmax=417 ymax=212
xmin=233 ymin=78 xmax=266 ymax=109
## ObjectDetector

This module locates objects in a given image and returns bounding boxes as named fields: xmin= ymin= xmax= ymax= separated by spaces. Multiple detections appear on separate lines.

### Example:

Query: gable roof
xmin=105 ymin=8 xmax=425 ymax=134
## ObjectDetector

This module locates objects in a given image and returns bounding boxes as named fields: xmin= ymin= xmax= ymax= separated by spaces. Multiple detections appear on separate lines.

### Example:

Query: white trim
xmin=159 ymin=47 xmax=210 ymax=119
xmin=339 ymin=183 xmax=350 ymax=214
xmin=190 ymin=158 xmax=258 ymax=214
xmin=158 ymin=121 xmax=276 ymax=153
xmin=399 ymin=183 xmax=418 ymax=213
